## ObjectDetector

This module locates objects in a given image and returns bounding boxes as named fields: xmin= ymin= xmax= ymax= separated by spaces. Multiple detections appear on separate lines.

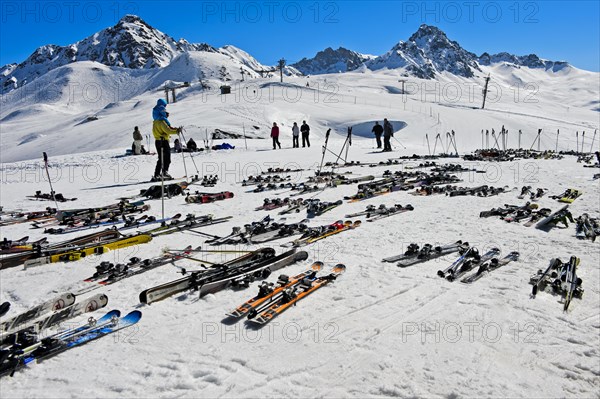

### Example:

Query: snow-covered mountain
xmin=0 ymin=15 xmax=275 ymax=94
xmin=292 ymin=47 xmax=374 ymax=75
xmin=367 ymin=24 xmax=481 ymax=78
xmin=291 ymin=25 xmax=570 ymax=79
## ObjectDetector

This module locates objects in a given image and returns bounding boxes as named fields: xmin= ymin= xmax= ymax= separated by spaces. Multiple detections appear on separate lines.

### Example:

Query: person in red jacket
xmin=271 ymin=122 xmax=281 ymax=149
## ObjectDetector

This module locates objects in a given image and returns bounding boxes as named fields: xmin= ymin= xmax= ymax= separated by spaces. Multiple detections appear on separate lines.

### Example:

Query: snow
xmin=0 ymin=137 xmax=599 ymax=397
xmin=0 ymin=16 xmax=599 ymax=399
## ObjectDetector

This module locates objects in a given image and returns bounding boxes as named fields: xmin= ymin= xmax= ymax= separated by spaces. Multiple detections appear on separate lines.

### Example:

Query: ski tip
xmin=122 ymin=310 xmax=143 ymax=324
xmin=332 ymin=264 xmax=346 ymax=274
xmin=100 ymin=309 xmax=122 ymax=321
xmin=312 ymin=261 xmax=325 ymax=271
xmin=295 ymin=251 xmax=309 ymax=261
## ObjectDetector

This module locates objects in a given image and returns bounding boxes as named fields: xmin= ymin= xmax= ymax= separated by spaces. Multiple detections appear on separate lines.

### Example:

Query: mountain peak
xmin=409 ymin=24 xmax=448 ymax=42
xmin=291 ymin=47 xmax=373 ymax=75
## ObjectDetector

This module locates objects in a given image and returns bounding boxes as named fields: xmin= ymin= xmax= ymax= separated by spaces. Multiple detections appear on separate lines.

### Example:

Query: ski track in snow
xmin=0 ymin=137 xmax=599 ymax=398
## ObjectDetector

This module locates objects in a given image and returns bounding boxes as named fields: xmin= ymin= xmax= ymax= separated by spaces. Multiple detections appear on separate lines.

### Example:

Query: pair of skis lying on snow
xmin=226 ymin=261 xmax=346 ymax=325
xmin=383 ymin=241 xmax=519 ymax=283
xmin=0 ymin=308 xmax=141 ymax=378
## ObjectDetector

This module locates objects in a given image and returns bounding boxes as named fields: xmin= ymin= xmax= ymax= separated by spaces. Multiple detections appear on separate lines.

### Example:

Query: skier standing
xmin=292 ymin=122 xmax=300 ymax=148
xmin=383 ymin=118 xmax=394 ymax=152
xmin=301 ymin=120 xmax=310 ymax=147
xmin=372 ymin=121 xmax=383 ymax=149
xmin=271 ymin=122 xmax=281 ymax=150
xmin=152 ymin=99 xmax=180 ymax=181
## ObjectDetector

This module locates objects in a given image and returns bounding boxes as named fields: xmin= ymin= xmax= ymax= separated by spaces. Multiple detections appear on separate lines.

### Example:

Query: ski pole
xmin=179 ymin=128 xmax=200 ymax=176
xmin=392 ymin=135 xmax=407 ymax=149
xmin=318 ymin=129 xmax=331 ymax=175
xmin=581 ymin=131 xmax=586 ymax=154
xmin=42 ymin=152 xmax=59 ymax=211
xmin=178 ymin=133 xmax=189 ymax=179
xmin=426 ymin=134 xmax=431 ymax=155
xmin=590 ymin=129 xmax=597 ymax=153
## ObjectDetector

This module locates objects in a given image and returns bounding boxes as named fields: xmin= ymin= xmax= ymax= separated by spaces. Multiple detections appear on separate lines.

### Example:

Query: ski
xmin=0 ymin=293 xmax=76 ymax=333
xmin=1 ymin=310 xmax=141 ymax=378
xmin=248 ymin=264 xmax=346 ymax=325
xmin=366 ymin=204 xmax=414 ymax=221
xmin=0 ymin=303 xmax=9 ymax=318
xmin=530 ymin=258 xmax=562 ymax=296
xmin=139 ymin=248 xmax=277 ymax=304
xmin=446 ymin=247 xmax=500 ymax=282
xmin=394 ymin=241 xmax=468 ymax=267
xmin=306 ymin=199 xmax=342 ymax=218
xmin=1 ymin=293 xmax=108 ymax=338
xmin=536 ymin=205 xmax=573 ymax=230
xmin=226 ymin=262 xmax=324 ymax=318
xmin=563 ymin=256 xmax=582 ymax=311
xmin=195 ymin=249 xmax=309 ymax=298
xmin=282 ymin=220 xmax=360 ymax=248
xmin=23 ymin=234 xmax=153 ymax=268
xmin=437 ymin=246 xmax=476 ymax=278
xmin=185 ymin=191 xmax=234 ymax=204
xmin=461 ymin=251 xmax=520 ymax=283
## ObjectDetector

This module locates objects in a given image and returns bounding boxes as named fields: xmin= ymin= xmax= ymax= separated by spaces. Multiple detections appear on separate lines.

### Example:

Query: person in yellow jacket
xmin=152 ymin=109 xmax=181 ymax=180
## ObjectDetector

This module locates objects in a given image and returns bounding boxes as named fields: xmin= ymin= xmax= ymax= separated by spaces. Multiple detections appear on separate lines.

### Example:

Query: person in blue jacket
xmin=152 ymin=99 xmax=180 ymax=180
xmin=152 ymin=98 xmax=171 ymax=125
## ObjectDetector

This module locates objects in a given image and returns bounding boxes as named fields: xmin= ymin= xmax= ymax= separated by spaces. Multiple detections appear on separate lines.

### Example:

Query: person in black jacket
xmin=372 ymin=121 xmax=383 ymax=149
xmin=383 ymin=118 xmax=394 ymax=152
xmin=187 ymin=137 xmax=198 ymax=152
xmin=301 ymin=121 xmax=310 ymax=148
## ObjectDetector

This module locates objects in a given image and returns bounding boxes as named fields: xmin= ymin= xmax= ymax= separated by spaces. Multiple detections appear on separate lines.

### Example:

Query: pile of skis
xmin=535 ymin=205 xmax=574 ymax=231
xmin=226 ymin=261 xmax=346 ymax=325
xmin=0 ymin=208 xmax=57 ymax=227
xmin=431 ymin=164 xmax=486 ymax=174
xmin=139 ymin=248 xmax=308 ymax=304
xmin=255 ymin=197 xmax=294 ymax=211
xmin=575 ymin=214 xmax=599 ymax=241
xmin=530 ymin=256 xmax=583 ymax=311
xmin=0 ymin=229 xmax=152 ymax=270
xmin=344 ymin=178 xmax=407 ymax=202
xmin=34 ymin=200 xmax=150 ymax=231
xmin=208 ymin=216 xmax=307 ymax=245
xmin=383 ymin=241 xmax=519 ymax=283
xmin=412 ymin=185 xmax=459 ymax=196
xmin=436 ymin=247 xmax=519 ymax=283
xmin=306 ymin=199 xmax=342 ymax=218
xmin=0 ymin=296 xmax=140 ymax=377
xmin=26 ymin=191 xmax=77 ymax=202
xmin=447 ymin=185 xmax=512 ymax=197
xmin=242 ymin=175 xmax=291 ymax=186
xmin=197 ymin=175 xmax=218 ymax=187
xmin=383 ymin=241 xmax=468 ymax=267
xmin=517 ymin=186 xmax=547 ymax=201
xmin=43 ymin=211 xmax=167 ymax=235
xmin=259 ymin=167 xmax=304 ymax=175
xmin=479 ymin=203 xmax=551 ymax=225
xmin=282 ymin=220 xmax=360 ymax=247
xmin=550 ymin=188 xmax=582 ymax=203
xmin=345 ymin=203 xmax=414 ymax=221
xmin=79 ymin=246 xmax=204 ymax=292
xmin=0 ymin=237 xmax=48 ymax=255
xmin=185 ymin=191 xmax=234 ymax=204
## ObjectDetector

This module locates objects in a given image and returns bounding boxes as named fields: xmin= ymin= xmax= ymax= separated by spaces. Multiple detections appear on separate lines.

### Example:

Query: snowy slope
xmin=0 ymin=137 xmax=598 ymax=398
xmin=1 ymin=59 xmax=598 ymax=163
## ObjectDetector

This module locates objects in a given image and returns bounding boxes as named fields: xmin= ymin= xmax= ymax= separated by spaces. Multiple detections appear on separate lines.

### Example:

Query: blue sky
xmin=1 ymin=1 xmax=598 ymax=71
